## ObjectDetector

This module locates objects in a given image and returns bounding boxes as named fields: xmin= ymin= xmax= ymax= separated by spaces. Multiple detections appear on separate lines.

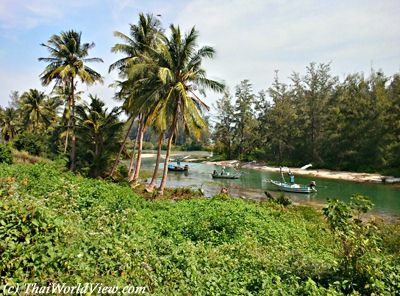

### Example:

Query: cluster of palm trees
xmin=0 ymin=90 xmax=61 ymax=143
xmin=1 ymin=13 xmax=224 ymax=195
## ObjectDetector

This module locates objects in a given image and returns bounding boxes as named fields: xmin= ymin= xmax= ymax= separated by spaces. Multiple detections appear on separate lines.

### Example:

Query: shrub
xmin=13 ymin=131 xmax=47 ymax=156
xmin=322 ymin=195 xmax=384 ymax=294
xmin=0 ymin=144 xmax=13 ymax=164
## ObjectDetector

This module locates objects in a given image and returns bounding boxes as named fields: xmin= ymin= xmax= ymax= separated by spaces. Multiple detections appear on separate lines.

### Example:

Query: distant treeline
xmin=213 ymin=63 xmax=400 ymax=175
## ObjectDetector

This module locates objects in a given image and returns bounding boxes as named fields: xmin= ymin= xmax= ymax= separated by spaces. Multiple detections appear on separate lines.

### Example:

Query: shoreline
xmin=205 ymin=160 xmax=388 ymax=183
xmin=139 ymin=152 xmax=398 ymax=184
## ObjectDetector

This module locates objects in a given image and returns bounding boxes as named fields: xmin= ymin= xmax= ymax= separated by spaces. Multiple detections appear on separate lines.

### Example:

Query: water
xmin=139 ymin=157 xmax=400 ymax=216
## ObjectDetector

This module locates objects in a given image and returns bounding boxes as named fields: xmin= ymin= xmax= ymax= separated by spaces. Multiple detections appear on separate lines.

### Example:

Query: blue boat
xmin=168 ymin=164 xmax=189 ymax=172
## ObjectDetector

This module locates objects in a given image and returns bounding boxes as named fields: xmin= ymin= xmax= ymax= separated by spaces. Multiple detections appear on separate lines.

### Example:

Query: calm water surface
xmin=140 ymin=157 xmax=400 ymax=216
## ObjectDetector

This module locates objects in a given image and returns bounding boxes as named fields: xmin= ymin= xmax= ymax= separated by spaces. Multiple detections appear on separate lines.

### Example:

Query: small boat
xmin=211 ymin=172 xmax=241 ymax=179
xmin=168 ymin=164 xmax=189 ymax=172
xmin=268 ymin=179 xmax=317 ymax=194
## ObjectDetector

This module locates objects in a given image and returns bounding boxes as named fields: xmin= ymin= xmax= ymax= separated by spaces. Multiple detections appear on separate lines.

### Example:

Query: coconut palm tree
xmin=0 ymin=107 xmax=19 ymax=142
xmin=75 ymin=95 xmax=123 ymax=178
xmin=19 ymin=89 xmax=51 ymax=131
xmin=137 ymin=25 xmax=225 ymax=195
xmin=109 ymin=13 xmax=162 ymax=179
xmin=39 ymin=30 xmax=103 ymax=171
xmin=51 ymin=83 xmax=82 ymax=153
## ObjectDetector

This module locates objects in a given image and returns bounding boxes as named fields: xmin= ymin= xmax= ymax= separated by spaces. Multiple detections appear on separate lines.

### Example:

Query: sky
xmin=0 ymin=0 xmax=399 ymax=109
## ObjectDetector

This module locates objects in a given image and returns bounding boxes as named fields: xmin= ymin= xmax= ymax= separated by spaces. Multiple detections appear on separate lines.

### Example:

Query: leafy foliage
xmin=322 ymin=195 xmax=395 ymax=294
xmin=0 ymin=144 xmax=12 ymax=164
xmin=0 ymin=163 xmax=399 ymax=294
xmin=213 ymin=66 xmax=400 ymax=175
xmin=13 ymin=131 xmax=48 ymax=156
xmin=75 ymin=96 xmax=123 ymax=178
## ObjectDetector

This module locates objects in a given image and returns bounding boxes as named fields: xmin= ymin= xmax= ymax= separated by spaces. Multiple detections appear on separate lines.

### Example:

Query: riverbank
xmin=206 ymin=160 xmax=389 ymax=183
xmin=1 ymin=162 xmax=399 ymax=295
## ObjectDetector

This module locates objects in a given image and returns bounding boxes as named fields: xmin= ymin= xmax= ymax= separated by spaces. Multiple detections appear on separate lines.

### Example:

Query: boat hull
xmin=269 ymin=180 xmax=316 ymax=193
xmin=168 ymin=165 xmax=188 ymax=172
xmin=211 ymin=174 xmax=240 ymax=179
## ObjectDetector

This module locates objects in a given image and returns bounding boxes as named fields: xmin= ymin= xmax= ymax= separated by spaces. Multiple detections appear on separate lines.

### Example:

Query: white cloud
xmin=174 ymin=0 xmax=400 ymax=95
xmin=0 ymin=0 xmax=399 ymax=108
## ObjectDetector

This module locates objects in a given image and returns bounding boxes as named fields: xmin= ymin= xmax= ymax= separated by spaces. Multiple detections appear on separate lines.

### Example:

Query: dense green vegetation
xmin=1 ymin=162 xmax=399 ymax=294
xmin=213 ymin=65 xmax=400 ymax=176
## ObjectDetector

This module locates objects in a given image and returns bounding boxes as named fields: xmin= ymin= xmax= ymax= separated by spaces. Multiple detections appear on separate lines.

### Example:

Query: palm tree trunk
xmin=69 ymin=78 xmax=76 ymax=171
xmin=158 ymin=114 xmax=178 ymax=196
xmin=146 ymin=132 xmax=164 ymax=192
xmin=130 ymin=118 xmax=145 ymax=183
xmin=63 ymin=99 xmax=71 ymax=154
xmin=127 ymin=126 xmax=140 ymax=178
xmin=158 ymin=132 xmax=174 ymax=195
xmin=109 ymin=117 xmax=134 ymax=177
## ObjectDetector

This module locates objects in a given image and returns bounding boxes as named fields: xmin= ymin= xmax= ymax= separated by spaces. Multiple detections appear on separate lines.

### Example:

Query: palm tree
xmin=19 ymin=89 xmax=51 ymax=131
xmin=137 ymin=25 xmax=225 ymax=195
xmin=51 ymin=83 xmax=83 ymax=153
xmin=0 ymin=107 xmax=19 ymax=142
xmin=39 ymin=30 xmax=103 ymax=171
xmin=109 ymin=13 xmax=162 ymax=179
xmin=75 ymin=95 xmax=123 ymax=178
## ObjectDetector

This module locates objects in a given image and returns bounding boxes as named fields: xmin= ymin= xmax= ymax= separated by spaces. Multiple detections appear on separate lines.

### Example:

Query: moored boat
xmin=168 ymin=164 xmax=189 ymax=172
xmin=268 ymin=179 xmax=317 ymax=193
xmin=211 ymin=172 xmax=241 ymax=179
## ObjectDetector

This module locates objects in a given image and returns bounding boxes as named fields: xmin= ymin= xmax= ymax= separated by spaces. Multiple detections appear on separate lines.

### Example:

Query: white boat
xmin=269 ymin=179 xmax=317 ymax=194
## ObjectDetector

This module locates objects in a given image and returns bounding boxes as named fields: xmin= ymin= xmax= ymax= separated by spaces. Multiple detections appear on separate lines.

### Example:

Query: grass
xmin=1 ymin=162 xmax=399 ymax=294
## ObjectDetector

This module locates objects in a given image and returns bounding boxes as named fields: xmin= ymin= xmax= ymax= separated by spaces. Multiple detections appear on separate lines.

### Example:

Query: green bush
xmin=0 ymin=144 xmax=12 ymax=164
xmin=13 ymin=131 xmax=47 ymax=156
xmin=0 ymin=163 xmax=399 ymax=295
xmin=142 ymin=141 xmax=155 ymax=150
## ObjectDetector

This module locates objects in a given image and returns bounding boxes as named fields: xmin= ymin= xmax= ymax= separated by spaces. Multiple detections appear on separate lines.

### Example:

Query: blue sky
xmin=0 ymin=0 xmax=399 ymax=109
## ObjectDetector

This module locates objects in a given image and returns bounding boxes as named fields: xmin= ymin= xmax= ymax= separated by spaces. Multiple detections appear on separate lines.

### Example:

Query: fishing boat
xmin=211 ymin=172 xmax=241 ymax=179
xmin=268 ymin=179 xmax=317 ymax=193
xmin=168 ymin=164 xmax=189 ymax=172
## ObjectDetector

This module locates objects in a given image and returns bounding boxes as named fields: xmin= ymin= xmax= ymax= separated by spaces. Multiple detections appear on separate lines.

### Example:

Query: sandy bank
xmin=205 ymin=160 xmax=387 ymax=183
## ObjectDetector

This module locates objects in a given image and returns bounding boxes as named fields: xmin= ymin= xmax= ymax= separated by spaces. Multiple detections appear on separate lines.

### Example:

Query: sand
xmin=205 ymin=160 xmax=385 ymax=183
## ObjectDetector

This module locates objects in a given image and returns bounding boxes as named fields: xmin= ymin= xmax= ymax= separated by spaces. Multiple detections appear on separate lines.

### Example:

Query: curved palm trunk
xmin=130 ymin=118 xmax=145 ymax=183
xmin=109 ymin=117 xmax=134 ymax=177
xmin=158 ymin=114 xmax=178 ymax=196
xmin=63 ymin=99 xmax=72 ymax=154
xmin=69 ymin=78 xmax=77 ymax=171
xmin=146 ymin=132 xmax=164 ymax=192
xmin=128 ymin=127 xmax=140 ymax=178
xmin=158 ymin=132 xmax=174 ymax=195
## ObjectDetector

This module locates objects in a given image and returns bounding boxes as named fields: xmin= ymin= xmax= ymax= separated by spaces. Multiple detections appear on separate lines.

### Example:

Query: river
xmin=138 ymin=154 xmax=400 ymax=216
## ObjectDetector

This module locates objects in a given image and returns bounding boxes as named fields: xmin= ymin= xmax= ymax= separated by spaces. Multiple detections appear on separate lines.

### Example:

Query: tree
xmin=0 ymin=107 xmax=19 ymax=142
xmin=291 ymin=63 xmax=337 ymax=164
xmin=75 ymin=95 xmax=123 ymax=178
xmin=39 ymin=30 xmax=103 ymax=171
xmin=109 ymin=13 xmax=163 ymax=180
xmin=213 ymin=91 xmax=235 ymax=159
xmin=265 ymin=74 xmax=298 ymax=164
xmin=232 ymin=80 xmax=257 ymax=160
xmin=51 ymin=83 xmax=83 ymax=153
xmin=138 ymin=25 xmax=224 ymax=195
xmin=19 ymin=89 xmax=51 ymax=131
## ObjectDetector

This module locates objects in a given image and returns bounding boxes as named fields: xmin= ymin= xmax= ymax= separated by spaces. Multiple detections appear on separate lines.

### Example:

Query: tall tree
xmin=265 ymin=74 xmax=298 ymax=163
xmin=136 ymin=25 xmax=224 ymax=195
xmin=232 ymin=80 xmax=257 ymax=160
xmin=39 ymin=30 xmax=103 ymax=171
xmin=213 ymin=92 xmax=235 ymax=159
xmin=19 ymin=89 xmax=51 ymax=131
xmin=109 ymin=13 xmax=162 ymax=179
xmin=291 ymin=63 xmax=337 ymax=164
xmin=0 ymin=107 xmax=19 ymax=142
xmin=75 ymin=95 xmax=123 ymax=178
